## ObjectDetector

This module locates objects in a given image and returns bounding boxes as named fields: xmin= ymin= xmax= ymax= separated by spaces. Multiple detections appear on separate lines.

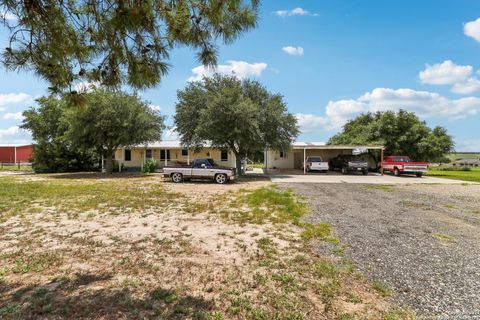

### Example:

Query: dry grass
xmin=0 ymin=173 xmax=414 ymax=319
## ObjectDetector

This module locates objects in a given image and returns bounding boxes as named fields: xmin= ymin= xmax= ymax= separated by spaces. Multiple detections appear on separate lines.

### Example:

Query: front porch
xmin=114 ymin=141 xmax=236 ymax=170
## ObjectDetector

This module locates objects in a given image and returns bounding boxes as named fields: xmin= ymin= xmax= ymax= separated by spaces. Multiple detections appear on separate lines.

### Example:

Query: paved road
xmin=285 ymin=183 xmax=480 ymax=319
xmin=269 ymin=171 xmax=477 ymax=184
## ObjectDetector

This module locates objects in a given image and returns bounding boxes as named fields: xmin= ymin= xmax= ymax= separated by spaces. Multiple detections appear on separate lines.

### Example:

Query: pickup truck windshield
xmin=307 ymin=157 xmax=322 ymax=162
xmin=193 ymin=158 xmax=217 ymax=168
xmin=392 ymin=157 xmax=411 ymax=162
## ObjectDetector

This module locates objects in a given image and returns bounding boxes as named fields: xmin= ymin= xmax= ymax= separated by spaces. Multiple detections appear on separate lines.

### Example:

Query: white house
xmin=115 ymin=140 xmax=236 ymax=169
xmin=115 ymin=140 xmax=384 ymax=172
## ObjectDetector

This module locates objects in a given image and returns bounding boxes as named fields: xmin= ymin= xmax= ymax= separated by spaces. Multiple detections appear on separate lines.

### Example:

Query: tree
xmin=65 ymin=90 xmax=165 ymax=173
xmin=21 ymin=97 xmax=98 ymax=173
xmin=328 ymin=110 xmax=454 ymax=163
xmin=1 ymin=0 xmax=258 ymax=92
xmin=174 ymin=74 xmax=299 ymax=174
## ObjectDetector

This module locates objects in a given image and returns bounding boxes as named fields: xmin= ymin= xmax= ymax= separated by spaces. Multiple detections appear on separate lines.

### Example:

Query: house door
xmin=160 ymin=150 xmax=170 ymax=160
xmin=294 ymin=151 xmax=303 ymax=169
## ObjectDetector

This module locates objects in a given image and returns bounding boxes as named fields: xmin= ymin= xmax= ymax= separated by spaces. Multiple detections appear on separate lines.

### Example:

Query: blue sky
xmin=1 ymin=0 xmax=480 ymax=151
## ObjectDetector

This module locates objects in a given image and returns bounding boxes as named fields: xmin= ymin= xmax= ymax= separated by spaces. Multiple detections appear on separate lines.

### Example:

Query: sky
xmin=1 ymin=0 xmax=480 ymax=151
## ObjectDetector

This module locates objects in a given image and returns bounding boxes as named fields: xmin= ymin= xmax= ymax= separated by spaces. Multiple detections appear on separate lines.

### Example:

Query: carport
xmin=265 ymin=142 xmax=384 ymax=174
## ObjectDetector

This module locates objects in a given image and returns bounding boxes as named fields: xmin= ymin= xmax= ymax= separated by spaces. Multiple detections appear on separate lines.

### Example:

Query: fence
xmin=0 ymin=162 xmax=33 ymax=170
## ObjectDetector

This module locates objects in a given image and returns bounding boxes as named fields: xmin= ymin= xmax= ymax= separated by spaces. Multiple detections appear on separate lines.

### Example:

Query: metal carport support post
xmin=303 ymin=148 xmax=306 ymax=175
xmin=380 ymin=148 xmax=385 ymax=176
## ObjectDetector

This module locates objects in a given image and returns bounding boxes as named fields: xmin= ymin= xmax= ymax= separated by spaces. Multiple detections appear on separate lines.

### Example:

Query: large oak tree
xmin=65 ymin=89 xmax=165 ymax=173
xmin=328 ymin=110 xmax=454 ymax=163
xmin=174 ymin=74 xmax=299 ymax=174
xmin=1 ymin=0 xmax=259 ymax=92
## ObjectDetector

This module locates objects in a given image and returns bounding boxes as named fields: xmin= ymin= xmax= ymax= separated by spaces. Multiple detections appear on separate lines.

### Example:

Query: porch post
xmin=14 ymin=146 xmax=17 ymax=164
xmin=380 ymin=148 xmax=384 ymax=176
xmin=165 ymin=148 xmax=168 ymax=166
xmin=264 ymin=146 xmax=268 ymax=173
xmin=303 ymin=148 xmax=306 ymax=175
xmin=187 ymin=148 xmax=190 ymax=165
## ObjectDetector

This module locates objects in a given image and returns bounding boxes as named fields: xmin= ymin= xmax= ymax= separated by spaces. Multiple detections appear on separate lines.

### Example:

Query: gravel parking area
xmin=285 ymin=183 xmax=480 ymax=319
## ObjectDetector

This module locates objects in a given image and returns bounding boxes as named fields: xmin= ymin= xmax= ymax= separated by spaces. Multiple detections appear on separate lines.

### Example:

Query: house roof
xmin=129 ymin=140 xmax=384 ymax=150
xmin=292 ymin=142 xmax=384 ymax=150
xmin=455 ymin=158 xmax=480 ymax=163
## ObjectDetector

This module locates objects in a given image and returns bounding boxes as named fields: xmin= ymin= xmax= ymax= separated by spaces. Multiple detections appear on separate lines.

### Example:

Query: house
xmin=115 ymin=140 xmax=384 ymax=172
xmin=454 ymin=158 xmax=480 ymax=167
xmin=264 ymin=142 xmax=384 ymax=170
xmin=115 ymin=141 xmax=236 ymax=170
xmin=0 ymin=144 xmax=33 ymax=163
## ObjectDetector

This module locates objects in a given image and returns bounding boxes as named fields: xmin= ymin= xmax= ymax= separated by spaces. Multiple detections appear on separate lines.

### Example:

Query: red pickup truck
xmin=381 ymin=156 xmax=429 ymax=177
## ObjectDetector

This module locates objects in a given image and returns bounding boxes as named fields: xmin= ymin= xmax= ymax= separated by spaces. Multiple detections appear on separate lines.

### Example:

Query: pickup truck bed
xmin=382 ymin=156 xmax=429 ymax=177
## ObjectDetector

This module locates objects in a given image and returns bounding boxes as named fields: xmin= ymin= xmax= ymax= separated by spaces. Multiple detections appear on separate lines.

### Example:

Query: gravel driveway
xmin=284 ymin=183 xmax=480 ymax=319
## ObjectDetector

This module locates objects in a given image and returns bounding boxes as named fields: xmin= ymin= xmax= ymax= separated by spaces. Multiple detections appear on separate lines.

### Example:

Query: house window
xmin=160 ymin=150 xmax=170 ymax=160
xmin=146 ymin=149 xmax=152 ymax=159
xmin=280 ymin=150 xmax=287 ymax=158
xmin=182 ymin=149 xmax=188 ymax=156
xmin=221 ymin=149 xmax=228 ymax=161
xmin=124 ymin=149 xmax=131 ymax=161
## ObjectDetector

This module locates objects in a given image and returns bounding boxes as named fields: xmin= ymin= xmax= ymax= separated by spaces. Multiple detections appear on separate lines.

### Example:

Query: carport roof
xmin=292 ymin=142 xmax=384 ymax=150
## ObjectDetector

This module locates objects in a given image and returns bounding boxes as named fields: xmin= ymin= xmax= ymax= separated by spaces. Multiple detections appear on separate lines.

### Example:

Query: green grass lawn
xmin=0 ymin=164 xmax=33 ymax=172
xmin=426 ymin=167 xmax=480 ymax=182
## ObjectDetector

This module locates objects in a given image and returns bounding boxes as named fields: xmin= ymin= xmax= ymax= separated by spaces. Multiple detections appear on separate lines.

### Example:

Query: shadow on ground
xmin=0 ymin=273 xmax=214 ymax=319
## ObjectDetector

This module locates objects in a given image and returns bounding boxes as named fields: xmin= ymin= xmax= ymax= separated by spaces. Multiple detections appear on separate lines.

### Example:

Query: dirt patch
xmin=0 ymin=174 xmax=406 ymax=319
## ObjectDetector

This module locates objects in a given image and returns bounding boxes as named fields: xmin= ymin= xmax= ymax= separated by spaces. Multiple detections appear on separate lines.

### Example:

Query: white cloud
xmin=0 ymin=93 xmax=31 ymax=107
xmin=148 ymin=104 xmax=161 ymax=113
xmin=275 ymin=7 xmax=317 ymax=17
xmin=418 ymin=60 xmax=480 ymax=94
xmin=3 ymin=112 xmax=24 ymax=120
xmin=163 ymin=127 xmax=179 ymax=140
xmin=0 ymin=126 xmax=20 ymax=139
xmin=455 ymin=139 xmax=480 ymax=152
xmin=295 ymin=113 xmax=329 ymax=133
xmin=464 ymin=17 xmax=480 ymax=42
xmin=188 ymin=60 xmax=267 ymax=82
xmin=74 ymin=81 xmax=99 ymax=93
xmin=0 ymin=11 xmax=16 ymax=21
xmin=451 ymin=77 xmax=480 ymax=94
xmin=296 ymin=87 xmax=480 ymax=134
xmin=282 ymin=46 xmax=304 ymax=56
xmin=419 ymin=60 xmax=472 ymax=85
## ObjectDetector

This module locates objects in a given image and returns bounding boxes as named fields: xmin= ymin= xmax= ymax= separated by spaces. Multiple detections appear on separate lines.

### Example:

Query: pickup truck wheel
xmin=171 ymin=172 xmax=183 ymax=183
xmin=215 ymin=173 xmax=228 ymax=184
xmin=416 ymin=172 xmax=423 ymax=178
xmin=363 ymin=170 xmax=368 ymax=176
xmin=394 ymin=168 xmax=400 ymax=176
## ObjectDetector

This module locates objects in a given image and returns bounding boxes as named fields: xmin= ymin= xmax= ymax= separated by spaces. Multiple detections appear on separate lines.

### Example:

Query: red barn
xmin=0 ymin=144 xmax=33 ymax=163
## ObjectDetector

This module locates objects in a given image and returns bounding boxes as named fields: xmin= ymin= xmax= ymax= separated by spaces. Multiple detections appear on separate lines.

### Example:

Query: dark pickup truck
xmin=329 ymin=155 xmax=369 ymax=175
xmin=163 ymin=158 xmax=235 ymax=184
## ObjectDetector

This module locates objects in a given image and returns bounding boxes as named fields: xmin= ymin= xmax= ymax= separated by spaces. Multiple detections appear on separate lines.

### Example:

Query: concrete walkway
xmin=269 ymin=171 xmax=476 ymax=184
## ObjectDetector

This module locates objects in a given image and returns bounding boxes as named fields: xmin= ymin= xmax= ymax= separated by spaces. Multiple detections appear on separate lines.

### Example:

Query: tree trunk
xmin=105 ymin=152 xmax=114 ymax=174
xmin=235 ymin=152 xmax=243 ymax=176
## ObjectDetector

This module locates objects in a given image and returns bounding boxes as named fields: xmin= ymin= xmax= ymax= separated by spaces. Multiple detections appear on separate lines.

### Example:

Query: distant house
xmin=115 ymin=141 xmax=236 ymax=170
xmin=454 ymin=158 xmax=480 ymax=167
xmin=0 ymin=144 xmax=33 ymax=163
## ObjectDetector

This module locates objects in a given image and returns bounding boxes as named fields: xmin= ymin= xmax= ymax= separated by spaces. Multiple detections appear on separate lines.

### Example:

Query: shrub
xmin=435 ymin=166 xmax=471 ymax=171
xmin=142 ymin=159 xmax=157 ymax=173
xmin=112 ymin=161 xmax=125 ymax=173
